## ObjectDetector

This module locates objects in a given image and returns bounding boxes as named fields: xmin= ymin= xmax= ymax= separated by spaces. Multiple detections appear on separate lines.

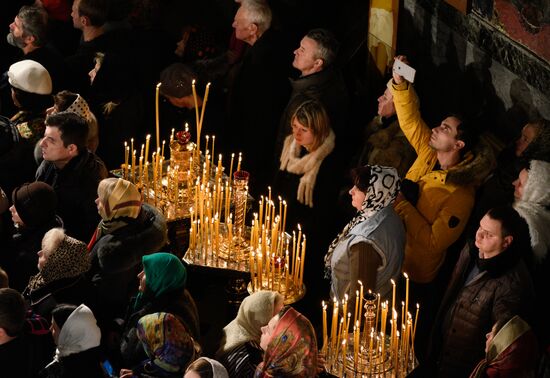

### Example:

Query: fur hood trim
xmin=446 ymin=139 xmax=496 ymax=186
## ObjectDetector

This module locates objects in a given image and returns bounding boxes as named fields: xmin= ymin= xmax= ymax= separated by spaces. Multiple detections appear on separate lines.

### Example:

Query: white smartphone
xmin=393 ymin=59 xmax=416 ymax=83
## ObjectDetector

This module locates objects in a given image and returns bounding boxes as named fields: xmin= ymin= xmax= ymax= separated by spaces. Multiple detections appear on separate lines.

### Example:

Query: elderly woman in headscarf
xmin=40 ymin=303 xmax=104 ymax=378
xmin=216 ymin=291 xmax=284 ymax=377
xmin=88 ymin=178 xmax=167 ymax=324
xmin=255 ymin=306 xmax=318 ymax=378
xmin=119 ymin=312 xmax=198 ymax=378
xmin=324 ymin=165 xmax=405 ymax=302
xmin=23 ymin=228 xmax=92 ymax=321
xmin=120 ymin=252 xmax=200 ymax=370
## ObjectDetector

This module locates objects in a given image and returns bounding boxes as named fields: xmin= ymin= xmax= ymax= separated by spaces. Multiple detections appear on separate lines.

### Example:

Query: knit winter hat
xmin=8 ymin=60 xmax=52 ymax=95
xmin=159 ymin=63 xmax=195 ymax=98
xmin=98 ymin=178 xmax=142 ymax=221
xmin=12 ymin=182 xmax=57 ymax=228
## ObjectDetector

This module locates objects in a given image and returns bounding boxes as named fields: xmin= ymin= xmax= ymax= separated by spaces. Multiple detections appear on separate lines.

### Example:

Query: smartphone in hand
xmin=393 ymin=59 xmax=416 ymax=83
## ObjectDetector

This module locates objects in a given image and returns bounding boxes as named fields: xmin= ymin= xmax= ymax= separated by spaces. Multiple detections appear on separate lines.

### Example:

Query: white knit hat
xmin=8 ymin=59 xmax=52 ymax=95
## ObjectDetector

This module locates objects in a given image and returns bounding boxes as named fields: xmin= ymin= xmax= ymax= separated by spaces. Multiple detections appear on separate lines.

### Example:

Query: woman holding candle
xmin=88 ymin=178 xmax=168 ymax=324
xmin=324 ymin=165 xmax=405 ymax=303
xmin=255 ymin=306 xmax=318 ymax=377
xmin=216 ymin=291 xmax=284 ymax=377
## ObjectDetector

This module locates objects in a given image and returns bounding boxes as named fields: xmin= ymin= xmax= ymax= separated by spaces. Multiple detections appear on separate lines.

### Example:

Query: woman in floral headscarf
xmin=119 ymin=312 xmax=197 ymax=378
xmin=324 ymin=165 xmax=405 ymax=302
xmin=255 ymin=306 xmax=318 ymax=378
xmin=120 ymin=253 xmax=200 ymax=370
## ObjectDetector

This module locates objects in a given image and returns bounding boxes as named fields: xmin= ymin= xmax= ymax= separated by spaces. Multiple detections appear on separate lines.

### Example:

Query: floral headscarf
xmin=137 ymin=312 xmax=196 ymax=374
xmin=255 ymin=307 xmax=318 ymax=378
xmin=324 ymin=165 xmax=400 ymax=277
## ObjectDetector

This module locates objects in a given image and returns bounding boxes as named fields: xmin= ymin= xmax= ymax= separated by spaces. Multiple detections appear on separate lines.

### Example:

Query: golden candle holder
xmin=322 ymin=277 xmax=419 ymax=377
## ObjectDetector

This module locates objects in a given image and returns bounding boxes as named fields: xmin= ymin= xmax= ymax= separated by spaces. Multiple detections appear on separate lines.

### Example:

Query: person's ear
xmin=67 ymin=144 xmax=79 ymax=156
xmin=455 ymin=140 xmax=465 ymax=151
xmin=249 ymin=23 xmax=258 ymax=35
xmin=314 ymin=58 xmax=324 ymax=70
xmin=503 ymin=235 xmax=513 ymax=249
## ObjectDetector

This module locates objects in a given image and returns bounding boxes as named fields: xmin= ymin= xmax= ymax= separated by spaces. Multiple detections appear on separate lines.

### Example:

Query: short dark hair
xmin=0 ymin=288 xmax=26 ymax=337
xmin=51 ymin=304 xmax=77 ymax=330
xmin=305 ymin=28 xmax=340 ymax=67
xmin=11 ymin=86 xmax=53 ymax=112
xmin=449 ymin=113 xmax=475 ymax=156
xmin=77 ymin=0 xmax=109 ymax=27
xmin=350 ymin=166 xmax=372 ymax=192
xmin=18 ymin=5 xmax=49 ymax=47
xmin=486 ymin=206 xmax=530 ymax=251
xmin=45 ymin=111 xmax=89 ymax=152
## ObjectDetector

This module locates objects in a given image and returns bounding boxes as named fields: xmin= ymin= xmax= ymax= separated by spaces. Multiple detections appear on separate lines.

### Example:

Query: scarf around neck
xmin=324 ymin=165 xmax=400 ymax=278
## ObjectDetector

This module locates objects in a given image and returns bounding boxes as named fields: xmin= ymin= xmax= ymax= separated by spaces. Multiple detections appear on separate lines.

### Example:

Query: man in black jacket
xmin=36 ymin=111 xmax=107 ymax=242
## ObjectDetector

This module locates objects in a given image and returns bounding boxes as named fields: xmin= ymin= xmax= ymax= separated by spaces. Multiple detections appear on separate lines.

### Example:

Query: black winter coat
xmin=88 ymin=203 xmax=168 ymax=323
xmin=35 ymin=150 xmax=108 ymax=242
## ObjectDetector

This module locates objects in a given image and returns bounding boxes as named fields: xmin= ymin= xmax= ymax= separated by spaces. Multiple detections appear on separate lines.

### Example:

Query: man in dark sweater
xmin=36 ymin=111 xmax=107 ymax=242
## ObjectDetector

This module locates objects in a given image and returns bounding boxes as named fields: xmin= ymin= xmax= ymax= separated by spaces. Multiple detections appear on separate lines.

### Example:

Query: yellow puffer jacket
xmin=390 ymin=81 xmax=480 ymax=283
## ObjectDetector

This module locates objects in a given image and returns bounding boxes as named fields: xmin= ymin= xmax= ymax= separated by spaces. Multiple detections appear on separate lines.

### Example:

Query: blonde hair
xmin=41 ymin=228 xmax=66 ymax=260
xmin=290 ymin=99 xmax=331 ymax=151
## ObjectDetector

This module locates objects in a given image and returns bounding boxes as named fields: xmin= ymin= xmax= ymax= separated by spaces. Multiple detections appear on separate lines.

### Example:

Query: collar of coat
xmin=438 ymin=139 xmax=495 ymax=187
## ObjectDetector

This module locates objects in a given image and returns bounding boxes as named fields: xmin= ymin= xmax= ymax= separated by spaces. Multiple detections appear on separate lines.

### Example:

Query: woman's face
xmin=512 ymin=169 xmax=528 ymax=200
xmin=349 ymin=185 xmax=366 ymax=211
xmin=137 ymin=270 xmax=146 ymax=292
xmin=37 ymin=248 xmax=49 ymax=270
xmin=485 ymin=324 xmax=498 ymax=353
xmin=50 ymin=318 xmax=61 ymax=345
xmin=291 ymin=118 xmax=315 ymax=149
xmin=260 ymin=314 xmax=280 ymax=351
xmin=515 ymin=124 xmax=538 ymax=157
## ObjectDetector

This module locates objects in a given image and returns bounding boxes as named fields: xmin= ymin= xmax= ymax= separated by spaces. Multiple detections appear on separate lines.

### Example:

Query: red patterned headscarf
xmin=255 ymin=307 xmax=318 ymax=378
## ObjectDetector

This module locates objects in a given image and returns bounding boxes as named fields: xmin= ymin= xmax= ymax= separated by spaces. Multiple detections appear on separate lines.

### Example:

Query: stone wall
xmin=396 ymin=0 xmax=550 ymax=142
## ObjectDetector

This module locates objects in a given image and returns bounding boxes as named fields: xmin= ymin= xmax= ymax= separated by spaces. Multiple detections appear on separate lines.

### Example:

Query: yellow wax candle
xmin=170 ymin=128 xmax=175 ymax=143
xmin=358 ymin=281 xmax=364 ymax=331
xmin=299 ymin=236 xmax=306 ymax=288
xmin=211 ymin=135 xmax=215 ymax=168
xmin=282 ymin=200 xmax=287 ymax=233
xmin=342 ymin=294 xmax=348 ymax=331
xmin=354 ymin=290 xmax=359 ymax=327
xmin=341 ymin=339 xmax=347 ymax=375
xmin=130 ymin=138 xmax=134 ymax=159
xmin=404 ymin=272 xmax=410 ymax=316
xmin=124 ymin=144 xmax=129 ymax=178
xmin=331 ymin=298 xmax=338 ymax=351
xmin=155 ymin=83 xmax=161 ymax=150
xmin=198 ymin=82 xmax=211 ymax=132
xmin=139 ymin=156 xmax=143 ymax=186
xmin=228 ymin=153 xmax=235 ymax=189
xmin=237 ymin=152 xmax=242 ymax=171
xmin=375 ymin=293 xmax=381 ymax=335
xmin=391 ymin=278 xmax=396 ymax=313
xmin=161 ymin=140 xmax=165 ymax=160
xmin=140 ymin=144 xmax=144 ymax=159
xmin=145 ymin=134 xmax=151 ymax=164
xmin=131 ymin=149 xmax=136 ymax=182
xmin=257 ymin=252 xmax=263 ymax=289
xmin=322 ymin=301 xmax=328 ymax=353
xmin=191 ymin=80 xmax=200 ymax=146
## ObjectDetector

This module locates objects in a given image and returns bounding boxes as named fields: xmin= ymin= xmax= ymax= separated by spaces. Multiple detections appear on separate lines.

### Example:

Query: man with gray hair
xmin=227 ymin=0 xmax=291 ymax=193
xmin=5 ymin=5 xmax=68 ymax=94
xmin=275 ymin=28 xmax=349 ymax=168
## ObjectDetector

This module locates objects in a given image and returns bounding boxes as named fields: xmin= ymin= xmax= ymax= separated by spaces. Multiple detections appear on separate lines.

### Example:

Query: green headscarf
xmin=134 ymin=253 xmax=187 ymax=311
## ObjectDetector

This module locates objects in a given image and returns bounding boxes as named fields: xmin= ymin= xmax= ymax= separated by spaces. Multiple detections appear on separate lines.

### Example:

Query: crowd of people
xmin=1 ymin=0 xmax=549 ymax=377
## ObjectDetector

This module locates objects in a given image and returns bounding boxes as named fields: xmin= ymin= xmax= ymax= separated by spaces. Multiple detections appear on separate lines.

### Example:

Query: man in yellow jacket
xmin=390 ymin=56 xmax=488 ymax=284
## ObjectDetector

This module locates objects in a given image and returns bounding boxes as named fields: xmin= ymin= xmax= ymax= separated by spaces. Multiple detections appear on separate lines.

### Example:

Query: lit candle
xmin=237 ymin=152 xmax=242 ymax=171
xmin=358 ymin=281 xmax=364 ymax=331
xmin=299 ymin=236 xmax=306 ymax=288
xmin=170 ymin=128 xmax=175 ymax=143
xmin=192 ymin=80 xmax=200 ymax=147
xmin=322 ymin=301 xmax=328 ymax=353
xmin=404 ymin=272 xmax=410 ymax=317
xmin=331 ymin=298 xmax=338 ymax=351
xmin=131 ymin=149 xmax=136 ymax=182
xmin=155 ymin=83 xmax=161 ymax=150
xmin=391 ymin=278 xmax=396 ymax=313
xmin=198 ymin=82 xmax=211 ymax=131
xmin=145 ymin=134 xmax=151 ymax=164
xmin=161 ymin=140 xmax=166 ymax=160
xmin=282 ymin=200 xmax=287 ymax=233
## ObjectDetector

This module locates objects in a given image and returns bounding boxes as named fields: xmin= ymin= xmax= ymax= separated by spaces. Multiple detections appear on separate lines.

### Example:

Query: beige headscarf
xmin=218 ymin=291 xmax=282 ymax=354
xmin=98 ymin=178 xmax=142 ymax=221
